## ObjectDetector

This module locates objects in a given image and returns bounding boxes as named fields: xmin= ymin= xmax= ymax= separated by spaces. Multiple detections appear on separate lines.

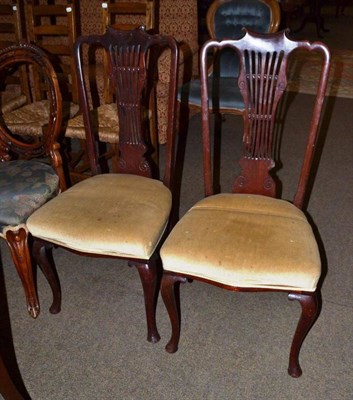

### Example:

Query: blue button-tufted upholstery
xmin=178 ymin=0 xmax=278 ymax=111
xmin=181 ymin=77 xmax=244 ymax=110
xmin=0 ymin=160 xmax=59 ymax=234
xmin=213 ymin=0 xmax=272 ymax=77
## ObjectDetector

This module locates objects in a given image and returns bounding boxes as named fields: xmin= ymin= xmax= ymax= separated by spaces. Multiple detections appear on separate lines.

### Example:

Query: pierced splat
xmin=201 ymin=30 xmax=330 ymax=204
xmin=233 ymin=48 xmax=288 ymax=196
xmin=109 ymin=42 xmax=151 ymax=176
xmin=74 ymin=26 xmax=175 ymax=178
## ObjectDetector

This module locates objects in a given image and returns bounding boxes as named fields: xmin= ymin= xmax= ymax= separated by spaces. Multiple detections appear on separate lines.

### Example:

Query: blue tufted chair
xmin=179 ymin=0 xmax=281 ymax=116
xmin=0 ymin=42 xmax=66 ymax=319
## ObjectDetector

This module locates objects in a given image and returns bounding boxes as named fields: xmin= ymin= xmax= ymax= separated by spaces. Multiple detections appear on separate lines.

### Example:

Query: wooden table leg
xmin=0 ymin=260 xmax=31 ymax=399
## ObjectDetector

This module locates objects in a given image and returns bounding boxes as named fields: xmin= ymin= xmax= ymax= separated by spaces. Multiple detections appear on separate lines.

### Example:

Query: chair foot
xmin=288 ymin=291 xmax=319 ymax=377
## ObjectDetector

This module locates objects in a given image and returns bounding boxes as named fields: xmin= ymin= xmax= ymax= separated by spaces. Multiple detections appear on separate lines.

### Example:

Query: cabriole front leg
xmin=134 ymin=261 xmax=161 ymax=343
xmin=5 ymin=228 xmax=39 ymax=318
xmin=288 ymin=292 xmax=319 ymax=377
xmin=161 ymin=273 xmax=187 ymax=353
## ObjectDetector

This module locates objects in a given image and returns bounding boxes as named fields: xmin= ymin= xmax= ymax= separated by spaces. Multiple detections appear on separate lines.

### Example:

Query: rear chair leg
xmin=288 ymin=292 xmax=319 ymax=377
xmin=161 ymin=273 xmax=187 ymax=353
xmin=32 ymin=239 xmax=61 ymax=314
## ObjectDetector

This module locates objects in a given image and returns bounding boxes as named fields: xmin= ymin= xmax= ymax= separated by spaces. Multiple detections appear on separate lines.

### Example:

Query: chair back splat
xmin=160 ymin=29 xmax=330 ymax=378
xmin=201 ymin=29 xmax=330 ymax=207
xmin=74 ymin=26 xmax=178 ymax=181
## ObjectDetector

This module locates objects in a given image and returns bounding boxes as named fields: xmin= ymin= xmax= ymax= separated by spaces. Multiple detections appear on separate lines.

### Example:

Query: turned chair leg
xmin=5 ymin=228 xmax=40 ymax=319
xmin=32 ymin=239 xmax=61 ymax=314
xmin=161 ymin=273 xmax=187 ymax=353
xmin=288 ymin=292 xmax=319 ymax=377
xmin=133 ymin=261 xmax=161 ymax=344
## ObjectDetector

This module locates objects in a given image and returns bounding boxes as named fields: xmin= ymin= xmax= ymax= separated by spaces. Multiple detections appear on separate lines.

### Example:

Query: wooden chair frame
xmin=161 ymin=29 xmax=330 ymax=377
xmin=28 ymin=26 xmax=178 ymax=343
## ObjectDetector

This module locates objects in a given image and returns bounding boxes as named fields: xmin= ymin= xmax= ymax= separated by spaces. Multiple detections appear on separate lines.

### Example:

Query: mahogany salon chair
xmin=160 ymin=29 xmax=330 ymax=377
xmin=0 ymin=42 xmax=66 ymax=318
xmin=26 ymin=26 xmax=178 ymax=343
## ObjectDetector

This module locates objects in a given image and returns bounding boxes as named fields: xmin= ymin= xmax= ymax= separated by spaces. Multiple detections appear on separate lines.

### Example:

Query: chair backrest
xmin=0 ymin=41 xmax=65 ymax=188
xmin=206 ymin=0 xmax=281 ymax=78
xmin=101 ymin=1 xmax=156 ymax=103
xmin=200 ymin=30 xmax=330 ymax=209
xmin=73 ymin=26 xmax=178 ymax=185
xmin=0 ymin=1 xmax=25 ymax=49
xmin=25 ymin=0 xmax=78 ymax=103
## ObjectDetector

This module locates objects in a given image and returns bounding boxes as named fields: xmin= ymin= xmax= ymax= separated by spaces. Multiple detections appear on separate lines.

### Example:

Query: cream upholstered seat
xmin=160 ymin=30 xmax=331 ymax=378
xmin=26 ymin=27 xmax=179 ymax=344
xmin=27 ymin=174 xmax=171 ymax=259
xmin=161 ymin=194 xmax=320 ymax=291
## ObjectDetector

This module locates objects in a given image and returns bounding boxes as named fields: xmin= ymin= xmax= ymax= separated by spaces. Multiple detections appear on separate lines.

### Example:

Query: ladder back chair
xmin=66 ymin=1 xmax=157 ymax=182
xmin=27 ymin=26 xmax=178 ymax=343
xmin=3 ymin=0 xmax=79 ymax=141
xmin=0 ymin=41 xmax=66 ymax=319
xmin=0 ymin=0 xmax=29 ymax=113
xmin=160 ymin=29 xmax=330 ymax=377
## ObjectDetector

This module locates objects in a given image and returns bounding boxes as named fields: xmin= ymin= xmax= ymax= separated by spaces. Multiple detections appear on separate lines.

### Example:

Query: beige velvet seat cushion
xmin=27 ymin=174 xmax=172 ymax=259
xmin=4 ymin=99 xmax=79 ymax=136
xmin=161 ymin=194 xmax=321 ymax=292
xmin=65 ymin=103 xmax=119 ymax=143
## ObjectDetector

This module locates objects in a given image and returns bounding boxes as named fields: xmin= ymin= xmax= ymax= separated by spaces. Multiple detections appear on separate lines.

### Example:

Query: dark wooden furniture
xmin=66 ymin=0 xmax=157 ymax=181
xmin=0 ymin=0 xmax=29 ymax=113
xmin=26 ymin=26 xmax=178 ymax=343
xmin=25 ymin=0 xmax=79 ymax=106
xmin=293 ymin=0 xmax=329 ymax=38
xmin=0 ymin=42 xmax=66 ymax=318
xmin=2 ymin=0 xmax=79 ymax=188
xmin=160 ymin=29 xmax=330 ymax=377
xmin=0 ymin=259 xmax=31 ymax=399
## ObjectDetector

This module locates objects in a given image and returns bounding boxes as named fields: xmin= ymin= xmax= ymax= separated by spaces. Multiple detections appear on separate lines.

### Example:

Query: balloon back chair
xmin=160 ymin=29 xmax=330 ymax=377
xmin=0 ymin=42 xmax=66 ymax=318
xmin=26 ymin=26 xmax=178 ymax=343
xmin=179 ymin=0 xmax=281 ymax=117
